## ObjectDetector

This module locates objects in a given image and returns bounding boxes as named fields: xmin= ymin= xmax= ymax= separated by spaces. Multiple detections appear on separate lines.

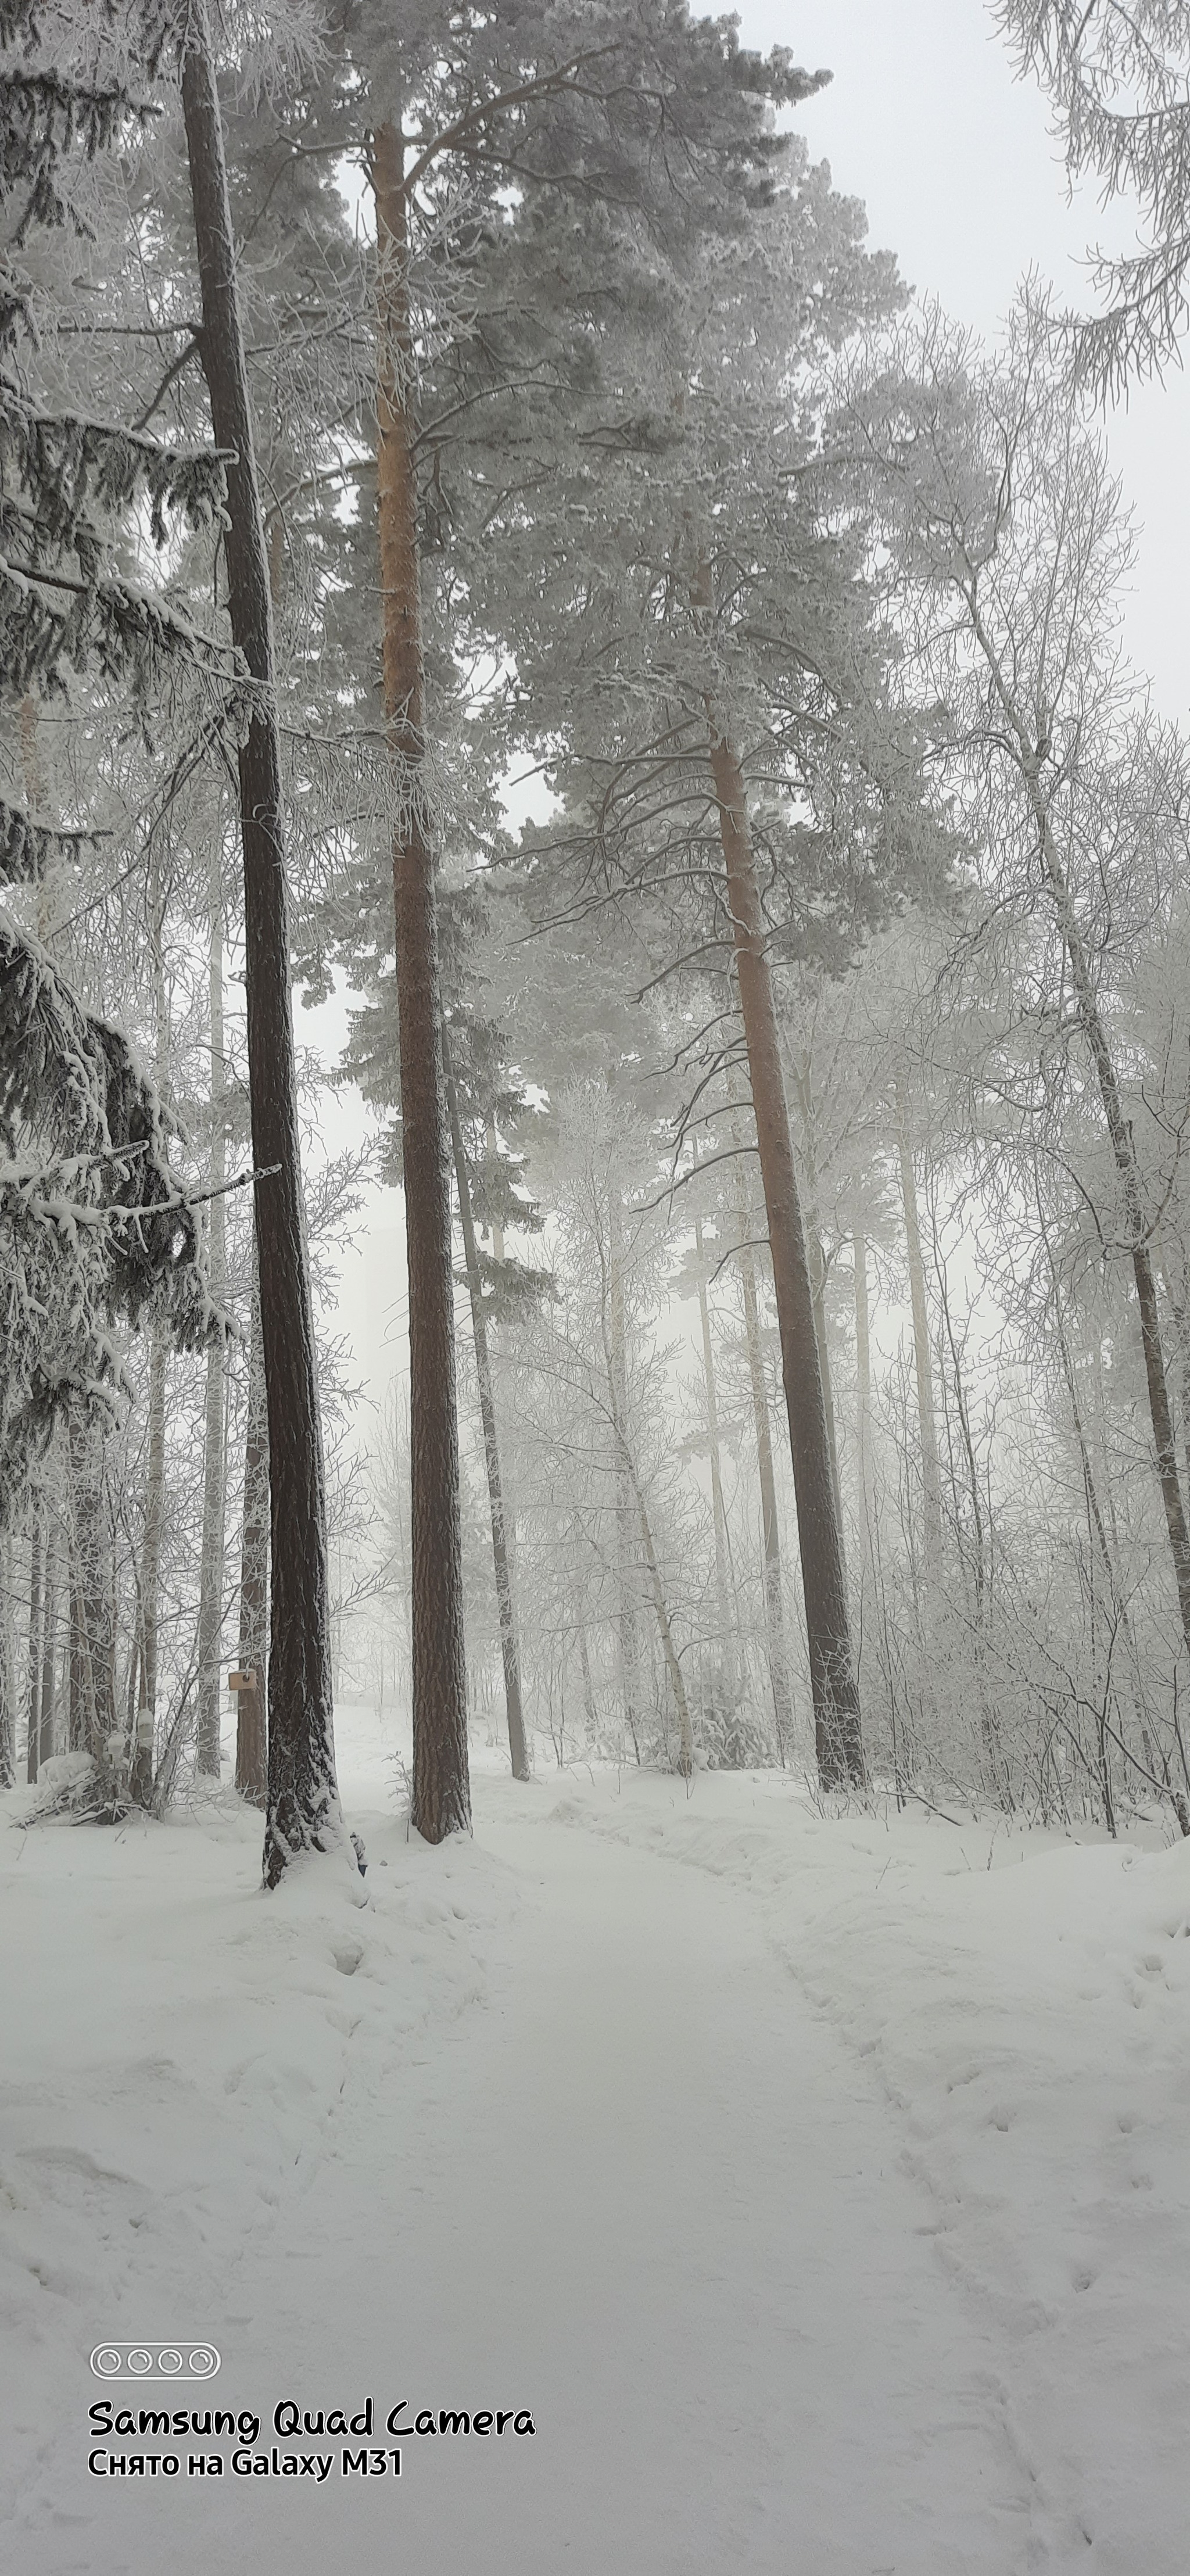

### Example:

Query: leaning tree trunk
xmin=235 ymin=1257 xmax=268 ymax=1805
xmin=1024 ymin=762 xmax=1190 ymax=1673
xmin=443 ymin=1036 xmax=529 ymax=1782
xmin=371 ymin=118 xmax=470 ymax=1843
xmin=181 ymin=8 xmax=342 ymax=1885
xmin=196 ymin=863 xmax=227 ymax=1776
xmin=732 ymin=1142 xmax=793 ymax=1755
xmin=708 ymin=728 xmax=863 ymax=1787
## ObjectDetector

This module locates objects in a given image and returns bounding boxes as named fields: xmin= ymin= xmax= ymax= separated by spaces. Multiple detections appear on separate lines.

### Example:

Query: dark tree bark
xmin=0 ymin=1540 xmax=13 ymax=1789
xmin=130 ymin=1325 xmax=166 ymax=1810
xmin=196 ymin=872 xmax=227 ymax=1775
xmin=693 ymin=1209 xmax=733 ymax=1682
xmin=733 ymin=1155 xmax=793 ymax=1757
xmin=235 ymin=1257 xmax=268 ymax=1805
xmin=37 ymin=1516 xmax=56 ymax=1771
xmin=25 ymin=1513 xmax=41 ymax=1784
xmin=180 ymin=6 xmax=342 ymax=1885
xmin=371 ymin=118 xmax=470 ymax=1842
xmin=443 ymin=1037 xmax=529 ymax=1782
xmin=709 ymin=729 xmax=864 ymax=1787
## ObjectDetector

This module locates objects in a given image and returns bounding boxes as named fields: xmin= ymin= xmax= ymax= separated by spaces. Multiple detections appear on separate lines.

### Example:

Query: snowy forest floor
xmin=2 ymin=1711 xmax=1189 ymax=2574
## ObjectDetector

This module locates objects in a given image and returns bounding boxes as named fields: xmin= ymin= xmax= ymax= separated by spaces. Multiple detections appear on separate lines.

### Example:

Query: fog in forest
xmin=4 ymin=4 xmax=1190 ymax=2570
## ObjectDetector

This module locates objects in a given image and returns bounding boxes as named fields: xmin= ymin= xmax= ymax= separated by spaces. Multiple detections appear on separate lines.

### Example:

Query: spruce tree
xmin=1 ymin=0 xmax=225 ymax=1527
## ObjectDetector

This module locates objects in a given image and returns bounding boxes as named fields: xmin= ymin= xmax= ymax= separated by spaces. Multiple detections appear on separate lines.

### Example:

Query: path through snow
xmin=3 ymin=1737 xmax=1187 ymax=2573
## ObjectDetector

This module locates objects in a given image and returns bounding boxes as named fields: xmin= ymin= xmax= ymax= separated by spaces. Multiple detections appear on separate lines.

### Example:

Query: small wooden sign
xmin=227 ymin=1669 xmax=257 ymax=1691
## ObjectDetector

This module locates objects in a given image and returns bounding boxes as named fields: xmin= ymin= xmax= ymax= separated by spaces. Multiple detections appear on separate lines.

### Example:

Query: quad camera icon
xmin=90 ymin=2344 xmax=221 ymax=2381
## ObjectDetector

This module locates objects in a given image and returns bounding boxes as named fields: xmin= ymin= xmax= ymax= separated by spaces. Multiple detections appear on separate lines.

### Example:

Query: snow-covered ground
xmin=2 ymin=1704 xmax=1188 ymax=2574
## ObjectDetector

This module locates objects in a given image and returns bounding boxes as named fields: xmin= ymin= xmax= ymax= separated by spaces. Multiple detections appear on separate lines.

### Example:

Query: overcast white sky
xmin=732 ymin=0 xmax=1190 ymax=718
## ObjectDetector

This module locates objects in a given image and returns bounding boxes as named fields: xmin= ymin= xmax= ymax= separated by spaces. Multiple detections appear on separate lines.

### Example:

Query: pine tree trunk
xmin=693 ymin=1210 xmax=733 ymax=1683
xmin=788 ymin=1061 xmax=848 ymax=1577
xmin=26 ymin=1513 xmax=42 ymax=1784
xmin=181 ymin=9 xmax=342 ymax=1884
xmin=196 ymin=871 xmax=227 ymax=1775
xmin=443 ymin=1040 xmax=530 ymax=1782
xmin=235 ymin=1258 xmax=268 ymax=1805
xmin=370 ymin=118 xmax=470 ymax=1844
xmin=808 ymin=1217 xmax=848 ymax=1586
xmin=708 ymin=728 xmax=863 ymax=1786
xmin=131 ymin=1325 xmax=166 ymax=1810
xmin=733 ymin=1152 xmax=792 ymax=1755
xmin=895 ymin=1093 xmax=942 ymax=1565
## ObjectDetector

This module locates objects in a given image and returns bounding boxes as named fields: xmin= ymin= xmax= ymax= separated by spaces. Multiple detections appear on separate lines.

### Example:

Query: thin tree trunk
xmin=26 ymin=1513 xmax=42 ymax=1784
xmin=854 ymin=1223 xmax=873 ymax=1527
xmin=708 ymin=725 xmax=863 ymax=1786
xmin=852 ymin=1219 xmax=877 ymax=1714
xmin=181 ymin=8 xmax=342 ymax=1884
xmin=67 ymin=1562 xmax=83 ymax=1752
xmin=0 ymin=1537 xmax=13 ymax=1788
xmin=196 ymin=864 xmax=227 ymax=1775
xmin=597 ymin=1179 xmax=692 ymax=1776
xmin=131 ymin=1324 xmax=166 ymax=1810
xmin=895 ymin=1091 xmax=942 ymax=1566
xmin=964 ymin=606 xmax=1190 ymax=1678
xmin=70 ymin=1425 xmax=113 ymax=1761
xmin=1166 ymin=1263 xmax=1190 ymax=1505
xmin=607 ymin=1176 xmax=644 ymax=1759
xmin=370 ymin=117 xmax=469 ymax=1844
xmin=1030 ymin=775 xmax=1190 ymax=1665
xmin=633 ymin=1477 xmax=695 ymax=1777
xmin=235 ymin=1257 xmax=268 ymax=1805
xmin=930 ymin=1204 xmax=985 ymax=1618
xmin=443 ymin=1036 xmax=530 ymax=1782
xmin=38 ymin=1521 xmax=56 ymax=1769
xmin=578 ymin=1621 xmax=597 ymax=1737
xmin=1040 ymin=1189 xmax=1190 ymax=1835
